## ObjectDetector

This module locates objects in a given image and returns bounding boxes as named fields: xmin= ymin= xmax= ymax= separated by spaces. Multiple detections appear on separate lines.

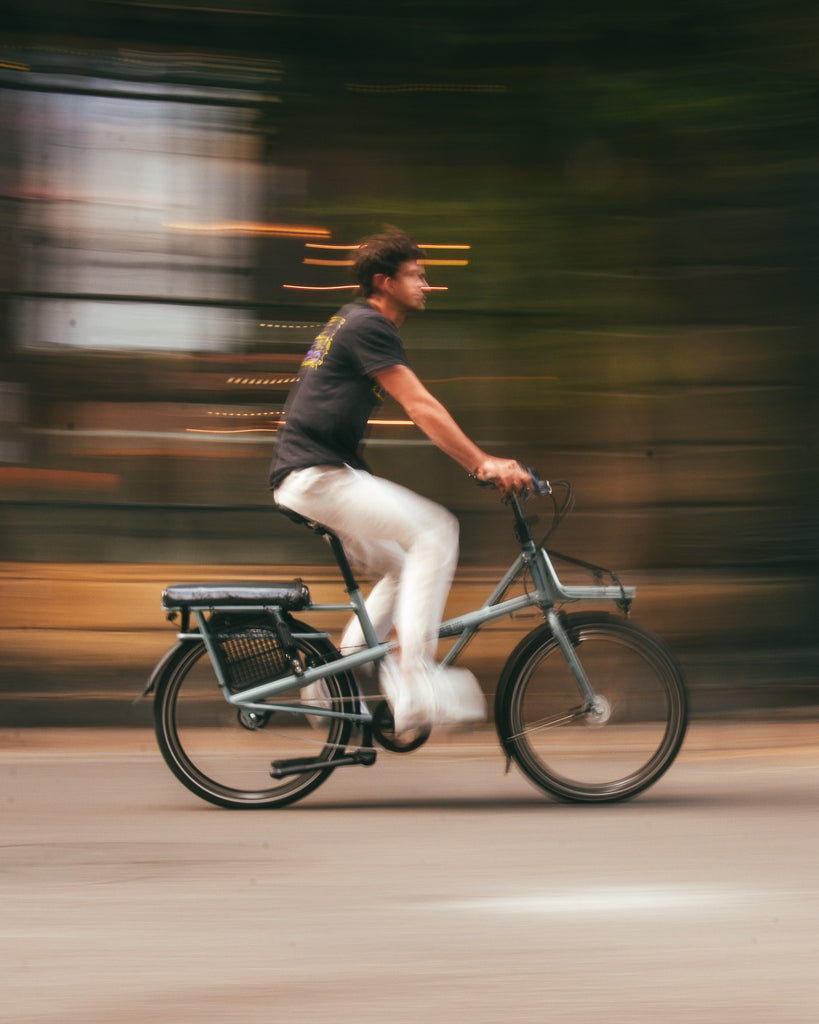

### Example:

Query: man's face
xmin=387 ymin=260 xmax=430 ymax=312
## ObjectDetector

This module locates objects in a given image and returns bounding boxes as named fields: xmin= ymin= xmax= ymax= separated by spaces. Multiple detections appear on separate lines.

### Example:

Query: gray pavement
xmin=2 ymin=722 xmax=818 ymax=1024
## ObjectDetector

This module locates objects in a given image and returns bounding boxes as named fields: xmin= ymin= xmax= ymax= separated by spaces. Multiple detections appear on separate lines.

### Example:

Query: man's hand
xmin=473 ymin=458 xmax=534 ymax=498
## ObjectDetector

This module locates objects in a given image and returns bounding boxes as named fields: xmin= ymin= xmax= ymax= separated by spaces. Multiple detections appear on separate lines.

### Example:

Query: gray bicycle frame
xmin=170 ymin=544 xmax=635 ymax=724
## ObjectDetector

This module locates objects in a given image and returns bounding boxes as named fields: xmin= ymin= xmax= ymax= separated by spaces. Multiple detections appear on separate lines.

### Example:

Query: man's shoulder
xmin=333 ymin=300 xmax=406 ymax=374
xmin=337 ymin=300 xmax=394 ymax=330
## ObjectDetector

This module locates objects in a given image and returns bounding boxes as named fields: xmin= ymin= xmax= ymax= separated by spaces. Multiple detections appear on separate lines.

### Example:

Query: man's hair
xmin=353 ymin=229 xmax=425 ymax=298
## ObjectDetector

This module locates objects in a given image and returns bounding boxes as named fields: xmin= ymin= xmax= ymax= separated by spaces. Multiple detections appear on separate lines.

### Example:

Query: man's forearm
xmin=403 ymin=391 xmax=486 ymax=472
xmin=374 ymin=364 xmax=532 ymax=497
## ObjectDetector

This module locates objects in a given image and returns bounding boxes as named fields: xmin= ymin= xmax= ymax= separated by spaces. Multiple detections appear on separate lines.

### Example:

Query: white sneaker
xmin=377 ymin=654 xmax=401 ymax=706
xmin=428 ymin=662 xmax=487 ymax=731
xmin=379 ymin=656 xmax=486 ymax=735
xmin=379 ymin=656 xmax=434 ymax=735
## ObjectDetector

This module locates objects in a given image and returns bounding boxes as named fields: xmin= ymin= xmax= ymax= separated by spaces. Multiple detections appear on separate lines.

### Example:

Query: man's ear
xmin=371 ymin=272 xmax=392 ymax=294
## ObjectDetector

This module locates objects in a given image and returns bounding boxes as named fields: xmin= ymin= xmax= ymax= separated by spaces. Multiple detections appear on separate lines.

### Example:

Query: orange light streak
xmin=186 ymin=427 xmax=280 ymax=434
xmin=164 ymin=221 xmax=330 ymax=238
xmin=206 ymin=410 xmax=284 ymax=418
xmin=186 ymin=418 xmax=414 ymax=434
xmin=283 ymin=284 xmax=359 ymax=292
xmin=303 ymin=257 xmax=466 ymax=267
xmin=304 ymin=243 xmax=471 ymax=250
xmin=226 ymin=376 xmax=298 ymax=386
xmin=0 ymin=467 xmax=120 ymax=490
xmin=303 ymin=258 xmax=356 ymax=267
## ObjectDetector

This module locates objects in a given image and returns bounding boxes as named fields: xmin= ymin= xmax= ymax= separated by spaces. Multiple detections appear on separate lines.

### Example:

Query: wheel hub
xmin=237 ymin=707 xmax=271 ymax=730
xmin=586 ymin=695 xmax=612 ymax=727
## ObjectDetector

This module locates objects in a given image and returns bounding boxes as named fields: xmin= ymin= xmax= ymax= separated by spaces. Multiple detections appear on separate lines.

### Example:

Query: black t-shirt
xmin=269 ymin=300 xmax=409 ymax=490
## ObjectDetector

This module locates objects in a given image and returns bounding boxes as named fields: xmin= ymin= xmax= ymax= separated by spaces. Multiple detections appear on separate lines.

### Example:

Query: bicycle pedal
xmin=270 ymin=749 xmax=377 ymax=779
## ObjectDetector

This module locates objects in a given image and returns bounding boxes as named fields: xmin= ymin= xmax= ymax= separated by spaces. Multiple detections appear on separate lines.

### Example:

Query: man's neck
xmin=367 ymin=295 xmax=405 ymax=327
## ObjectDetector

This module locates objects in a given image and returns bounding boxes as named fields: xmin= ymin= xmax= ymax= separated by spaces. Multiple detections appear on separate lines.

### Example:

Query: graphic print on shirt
xmin=302 ymin=315 xmax=346 ymax=370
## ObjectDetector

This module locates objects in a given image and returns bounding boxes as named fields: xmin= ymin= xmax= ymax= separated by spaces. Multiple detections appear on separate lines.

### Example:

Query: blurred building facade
xmin=0 ymin=2 xmax=816 ymax=612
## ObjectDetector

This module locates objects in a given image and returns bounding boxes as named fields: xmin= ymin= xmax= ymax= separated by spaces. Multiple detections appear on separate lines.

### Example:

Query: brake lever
xmin=520 ymin=464 xmax=551 ymax=497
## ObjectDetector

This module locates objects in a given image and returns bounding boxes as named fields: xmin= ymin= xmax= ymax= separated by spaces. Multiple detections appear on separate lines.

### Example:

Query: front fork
xmin=545 ymin=607 xmax=607 ymax=720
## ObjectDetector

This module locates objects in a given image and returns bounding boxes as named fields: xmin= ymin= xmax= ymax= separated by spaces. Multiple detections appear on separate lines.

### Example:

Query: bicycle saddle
xmin=276 ymin=504 xmax=335 ymax=537
xmin=162 ymin=580 xmax=311 ymax=611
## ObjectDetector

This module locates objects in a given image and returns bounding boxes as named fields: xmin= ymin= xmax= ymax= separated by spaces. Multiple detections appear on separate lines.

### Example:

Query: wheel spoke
xmin=506 ymin=704 xmax=589 ymax=739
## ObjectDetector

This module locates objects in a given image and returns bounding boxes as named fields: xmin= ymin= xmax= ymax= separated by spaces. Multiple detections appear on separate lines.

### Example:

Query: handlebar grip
xmin=470 ymin=464 xmax=551 ymax=496
xmin=522 ymin=465 xmax=552 ymax=496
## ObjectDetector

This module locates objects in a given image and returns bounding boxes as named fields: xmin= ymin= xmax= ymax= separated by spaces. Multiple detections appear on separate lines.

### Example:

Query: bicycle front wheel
xmin=495 ymin=613 xmax=687 ymax=803
xmin=154 ymin=620 xmax=355 ymax=809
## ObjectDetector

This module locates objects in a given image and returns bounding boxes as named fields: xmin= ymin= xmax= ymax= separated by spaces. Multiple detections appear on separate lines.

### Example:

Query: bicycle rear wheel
xmin=154 ymin=618 xmax=355 ymax=808
xmin=495 ymin=612 xmax=687 ymax=802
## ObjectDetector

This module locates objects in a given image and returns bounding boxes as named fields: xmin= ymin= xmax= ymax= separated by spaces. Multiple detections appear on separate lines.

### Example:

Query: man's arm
xmin=374 ymin=364 xmax=531 ymax=496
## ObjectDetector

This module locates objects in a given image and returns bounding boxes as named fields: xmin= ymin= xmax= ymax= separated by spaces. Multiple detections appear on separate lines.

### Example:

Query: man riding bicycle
xmin=271 ymin=229 xmax=532 ymax=734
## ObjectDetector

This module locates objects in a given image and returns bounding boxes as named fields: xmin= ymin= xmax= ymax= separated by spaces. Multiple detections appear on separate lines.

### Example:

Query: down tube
xmin=440 ymin=555 xmax=537 ymax=664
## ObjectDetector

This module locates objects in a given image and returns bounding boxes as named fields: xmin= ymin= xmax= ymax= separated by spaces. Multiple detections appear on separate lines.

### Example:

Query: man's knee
xmin=426 ymin=505 xmax=460 ymax=560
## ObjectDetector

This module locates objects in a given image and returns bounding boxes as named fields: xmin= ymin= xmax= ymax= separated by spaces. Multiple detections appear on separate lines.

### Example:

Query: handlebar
xmin=470 ymin=463 xmax=551 ymax=498
xmin=472 ymin=466 xmax=574 ymax=544
xmin=525 ymin=466 xmax=551 ymax=497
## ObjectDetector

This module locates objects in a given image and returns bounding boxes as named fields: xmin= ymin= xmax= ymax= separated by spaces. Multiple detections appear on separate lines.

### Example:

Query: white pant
xmin=273 ymin=465 xmax=459 ymax=684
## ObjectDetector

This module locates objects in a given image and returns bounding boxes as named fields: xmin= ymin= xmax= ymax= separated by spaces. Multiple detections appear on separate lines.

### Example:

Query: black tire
xmin=153 ymin=618 xmax=356 ymax=808
xmin=495 ymin=612 xmax=687 ymax=803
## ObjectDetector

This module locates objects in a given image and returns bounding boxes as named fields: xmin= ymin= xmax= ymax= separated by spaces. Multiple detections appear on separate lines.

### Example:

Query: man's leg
xmin=275 ymin=465 xmax=483 ymax=731
xmin=275 ymin=463 xmax=456 ymax=640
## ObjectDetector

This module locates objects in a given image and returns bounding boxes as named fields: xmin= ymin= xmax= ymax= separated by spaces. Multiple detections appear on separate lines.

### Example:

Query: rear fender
xmin=136 ymin=638 xmax=199 ymax=702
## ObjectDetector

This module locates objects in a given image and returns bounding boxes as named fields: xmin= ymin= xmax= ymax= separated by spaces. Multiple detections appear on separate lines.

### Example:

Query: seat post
xmin=325 ymin=531 xmax=360 ymax=594
xmin=323 ymin=531 xmax=381 ymax=651
xmin=276 ymin=504 xmax=379 ymax=648
xmin=277 ymin=504 xmax=360 ymax=591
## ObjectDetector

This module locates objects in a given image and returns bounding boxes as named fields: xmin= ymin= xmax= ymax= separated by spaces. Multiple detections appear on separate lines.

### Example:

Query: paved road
xmin=2 ymin=722 xmax=818 ymax=1024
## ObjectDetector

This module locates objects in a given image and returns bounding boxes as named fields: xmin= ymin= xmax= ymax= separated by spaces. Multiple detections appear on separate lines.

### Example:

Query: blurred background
xmin=0 ymin=0 xmax=816 ymax=724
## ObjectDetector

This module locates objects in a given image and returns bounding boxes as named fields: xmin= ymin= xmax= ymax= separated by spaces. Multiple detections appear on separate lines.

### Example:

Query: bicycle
xmin=143 ymin=472 xmax=688 ymax=808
